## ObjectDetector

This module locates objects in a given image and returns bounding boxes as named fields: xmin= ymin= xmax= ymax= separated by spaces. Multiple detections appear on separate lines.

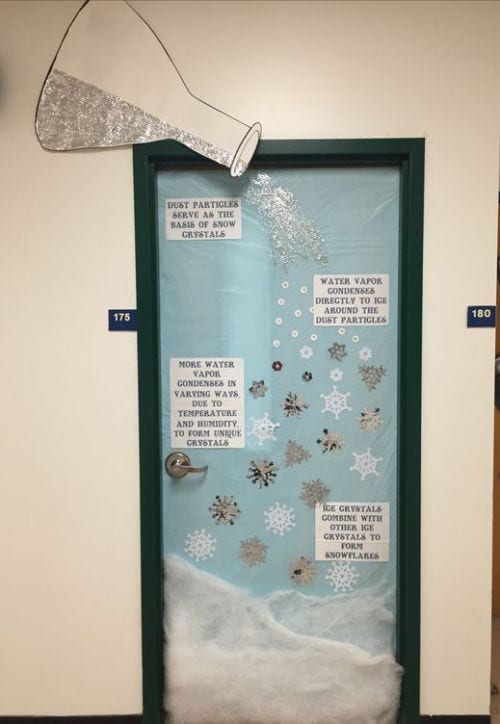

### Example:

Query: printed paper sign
xmin=315 ymin=502 xmax=390 ymax=561
xmin=313 ymin=274 xmax=389 ymax=326
xmin=166 ymin=198 xmax=242 ymax=240
xmin=170 ymin=358 xmax=244 ymax=448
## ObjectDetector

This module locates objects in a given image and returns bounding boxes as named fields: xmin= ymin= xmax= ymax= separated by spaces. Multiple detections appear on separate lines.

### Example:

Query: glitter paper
xmin=329 ymin=342 xmax=347 ymax=361
xmin=289 ymin=556 xmax=316 ymax=585
xmin=285 ymin=440 xmax=311 ymax=467
xmin=244 ymin=173 xmax=327 ymax=266
xmin=281 ymin=392 xmax=309 ymax=418
xmin=209 ymin=495 xmax=241 ymax=525
xmin=316 ymin=428 xmax=344 ymax=454
xmin=300 ymin=479 xmax=330 ymax=508
xmin=36 ymin=69 xmax=247 ymax=174
xmin=358 ymin=408 xmax=384 ymax=432
xmin=239 ymin=537 xmax=268 ymax=567
xmin=248 ymin=380 xmax=268 ymax=399
xmin=247 ymin=459 xmax=279 ymax=488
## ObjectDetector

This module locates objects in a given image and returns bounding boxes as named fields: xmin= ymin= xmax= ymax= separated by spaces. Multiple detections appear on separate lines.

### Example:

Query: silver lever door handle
xmin=165 ymin=452 xmax=208 ymax=479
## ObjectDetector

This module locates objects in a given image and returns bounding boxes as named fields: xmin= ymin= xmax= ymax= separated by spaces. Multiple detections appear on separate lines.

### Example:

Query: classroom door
xmin=157 ymin=164 xmax=402 ymax=724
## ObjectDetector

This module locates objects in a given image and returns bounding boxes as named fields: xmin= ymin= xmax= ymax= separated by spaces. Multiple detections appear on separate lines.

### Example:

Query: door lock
xmin=165 ymin=452 xmax=208 ymax=479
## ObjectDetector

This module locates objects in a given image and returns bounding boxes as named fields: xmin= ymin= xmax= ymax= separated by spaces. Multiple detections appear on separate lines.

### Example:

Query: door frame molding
xmin=133 ymin=138 xmax=425 ymax=724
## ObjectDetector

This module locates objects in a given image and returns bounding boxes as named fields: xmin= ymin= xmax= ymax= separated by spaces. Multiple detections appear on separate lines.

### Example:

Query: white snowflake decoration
xmin=184 ymin=529 xmax=216 ymax=562
xmin=264 ymin=502 xmax=296 ymax=535
xmin=300 ymin=345 xmax=313 ymax=359
xmin=359 ymin=346 xmax=373 ymax=361
xmin=330 ymin=368 xmax=343 ymax=382
xmin=320 ymin=386 xmax=352 ymax=420
xmin=325 ymin=562 xmax=359 ymax=593
xmin=248 ymin=413 xmax=280 ymax=445
xmin=350 ymin=447 xmax=382 ymax=480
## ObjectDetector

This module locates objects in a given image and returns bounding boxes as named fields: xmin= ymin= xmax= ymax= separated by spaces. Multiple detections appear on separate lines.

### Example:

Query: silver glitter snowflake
xmin=328 ymin=342 xmax=347 ymax=361
xmin=320 ymin=386 xmax=352 ymax=419
xmin=264 ymin=502 xmax=296 ymax=535
xmin=248 ymin=413 xmax=280 ymax=445
xmin=247 ymin=459 xmax=278 ymax=488
xmin=358 ymin=407 xmax=383 ymax=432
xmin=248 ymin=379 xmax=268 ymax=399
xmin=285 ymin=440 xmax=311 ymax=467
xmin=325 ymin=562 xmax=359 ymax=593
xmin=289 ymin=556 xmax=316 ymax=585
xmin=316 ymin=428 xmax=344 ymax=454
xmin=359 ymin=364 xmax=386 ymax=391
xmin=300 ymin=479 xmax=330 ymax=508
xmin=244 ymin=173 xmax=327 ymax=267
xmin=350 ymin=447 xmax=382 ymax=480
xmin=239 ymin=537 xmax=268 ymax=567
xmin=281 ymin=392 xmax=309 ymax=417
xmin=184 ymin=529 xmax=216 ymax=562
xmin=209 ymin=495 xmax=241 ymax=525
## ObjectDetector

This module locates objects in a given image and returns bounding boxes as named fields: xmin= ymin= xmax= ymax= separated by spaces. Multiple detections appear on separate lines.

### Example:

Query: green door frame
xmin=133 ymin=138 xmax=424 ymax=724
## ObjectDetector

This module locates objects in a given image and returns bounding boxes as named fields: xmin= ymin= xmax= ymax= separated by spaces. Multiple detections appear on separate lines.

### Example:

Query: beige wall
xmin=1 ymin=0 xmax=499 ymax=716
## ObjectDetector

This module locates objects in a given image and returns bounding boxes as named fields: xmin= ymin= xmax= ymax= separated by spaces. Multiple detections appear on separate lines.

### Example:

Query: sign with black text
xmin=313 ymin=274 xmax=389 ymax=326
xmin=170 ymin=358 xmax=244 ymax=448
xmin=166 ymin=198 xmax=242 ymax=240
xmin=315 ymin=502 xmax=390 ymax=561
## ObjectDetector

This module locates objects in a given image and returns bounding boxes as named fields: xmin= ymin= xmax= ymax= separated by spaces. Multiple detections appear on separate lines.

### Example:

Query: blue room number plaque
xmin=108 ymin=309 xmax=138 ymax=331
xmin=467 ymin=305 xmax=496 ymax=328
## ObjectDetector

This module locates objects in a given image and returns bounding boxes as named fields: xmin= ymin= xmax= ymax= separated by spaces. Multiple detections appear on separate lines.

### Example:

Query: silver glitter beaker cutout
xmin=35 ymin=0 xmax=261 ymax=176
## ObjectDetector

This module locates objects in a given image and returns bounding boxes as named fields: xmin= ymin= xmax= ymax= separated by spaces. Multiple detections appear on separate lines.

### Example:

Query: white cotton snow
xmin=164 ymin=556 xmax=402 ymax=724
